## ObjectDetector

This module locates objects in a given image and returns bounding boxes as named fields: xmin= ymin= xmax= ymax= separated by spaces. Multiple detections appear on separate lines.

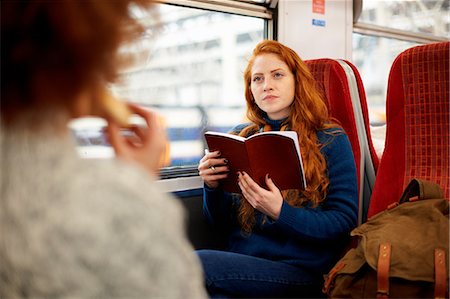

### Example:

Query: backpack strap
xmin=435 ymin=248 xmax=447 ymax=299
xmin=322 ymin=261 xmax=345 ymax=295
xmin=376 ymin=244 xmax=447 ymax=299
xmin=376 ymin=243 xmax=391 ymax=299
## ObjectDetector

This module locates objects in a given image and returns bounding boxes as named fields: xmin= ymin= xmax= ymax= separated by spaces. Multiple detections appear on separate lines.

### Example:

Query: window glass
xmin=352 ymin=33 xmax=420 ymax=125
xmin=70 ymin=3 xmax=265 ymax=167
xmin=359 ymin=0 xmax=449 ymax=38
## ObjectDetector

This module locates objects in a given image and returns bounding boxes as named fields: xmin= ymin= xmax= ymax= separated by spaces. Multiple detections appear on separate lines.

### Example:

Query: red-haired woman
xmin=197 ymin=40 xmax=358 ymax=298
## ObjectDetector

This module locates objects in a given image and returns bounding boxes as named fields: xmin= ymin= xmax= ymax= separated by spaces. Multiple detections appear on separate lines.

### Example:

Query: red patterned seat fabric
xmin=368 ymin=42 xmax=450 ymax=218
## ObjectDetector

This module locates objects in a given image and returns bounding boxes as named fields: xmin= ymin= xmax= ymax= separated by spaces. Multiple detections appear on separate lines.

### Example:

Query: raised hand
xmin=107 ymin=103 xmax=168 ymax=177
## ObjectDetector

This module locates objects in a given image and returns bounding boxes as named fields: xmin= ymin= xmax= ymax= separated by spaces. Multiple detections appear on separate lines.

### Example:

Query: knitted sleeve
xmin=203 ymin=185 xmax=236 ymax=230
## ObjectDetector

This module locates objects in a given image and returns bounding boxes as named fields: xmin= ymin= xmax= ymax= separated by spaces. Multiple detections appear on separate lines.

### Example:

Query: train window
xmin=70 ymin=1 xmax=271 ymax=178
xmin=352 ymin=34 xmax=419 ymax=125
xmin=352 ymin=0 xmax=448 ymax=126
xmin=358 ymin=0 xmax=449 ymax=38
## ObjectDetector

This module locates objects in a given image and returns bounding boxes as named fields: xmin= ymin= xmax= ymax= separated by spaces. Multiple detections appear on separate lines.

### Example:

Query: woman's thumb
xmin=265 ymin=174 xmax=276 ymax=191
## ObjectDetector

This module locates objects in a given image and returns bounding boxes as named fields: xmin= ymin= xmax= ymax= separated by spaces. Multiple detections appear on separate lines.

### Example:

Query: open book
xmin=204 ymin=131 xmax=306 ymax=193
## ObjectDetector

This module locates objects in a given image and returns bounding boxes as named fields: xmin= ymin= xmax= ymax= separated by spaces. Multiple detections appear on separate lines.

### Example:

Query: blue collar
xmin=262 ymin=115 xmax=288 ymax=131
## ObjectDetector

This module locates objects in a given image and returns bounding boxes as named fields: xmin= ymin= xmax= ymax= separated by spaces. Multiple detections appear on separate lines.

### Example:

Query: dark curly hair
xmin=1 ymin=0 xmax=153 ymax=122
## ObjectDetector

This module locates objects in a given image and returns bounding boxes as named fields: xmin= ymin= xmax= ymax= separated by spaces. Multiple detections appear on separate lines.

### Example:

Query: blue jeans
xmin=196 ymin=249 xmax=324 ymax=298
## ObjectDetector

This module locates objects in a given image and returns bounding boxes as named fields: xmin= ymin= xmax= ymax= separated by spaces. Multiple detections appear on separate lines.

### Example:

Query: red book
xmin=204 ymin=131 xmax=306 ymax=193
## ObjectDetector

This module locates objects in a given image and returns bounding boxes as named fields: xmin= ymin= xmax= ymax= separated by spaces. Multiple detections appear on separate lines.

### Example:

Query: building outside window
xmin=70 ymin=2 xmax=267 ymax=169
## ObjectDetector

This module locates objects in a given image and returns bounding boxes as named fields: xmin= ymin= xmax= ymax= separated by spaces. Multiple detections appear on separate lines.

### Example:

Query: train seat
xmin=340 ymin=60 xmax=380 ymax=172
xmin=337 ymin=59 xmax=379 ymax=222
xmin=367 ymin=41 xmax=450 ymax=218
xmin=306 ymin=58 xmax=375 ymax=224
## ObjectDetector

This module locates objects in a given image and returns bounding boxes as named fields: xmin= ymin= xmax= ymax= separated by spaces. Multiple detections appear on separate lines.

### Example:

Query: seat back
xmin=367 ymin=42 xmax=450 ymax=218
xmin=336 ymin=60 xmax=379 ymax=222
xmin=340 ymin=60 xmax=380 ymax=172
xmin=306 ymin=59 xmax=366 ymax=223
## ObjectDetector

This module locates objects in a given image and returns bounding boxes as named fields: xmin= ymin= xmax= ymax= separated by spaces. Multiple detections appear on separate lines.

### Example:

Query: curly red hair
xmin=237 ymin=40 xmax=339 ymax=232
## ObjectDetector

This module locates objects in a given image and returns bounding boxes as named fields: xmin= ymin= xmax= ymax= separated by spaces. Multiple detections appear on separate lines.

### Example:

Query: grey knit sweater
xmin=0 ymin=116 xmax=207 ymax=299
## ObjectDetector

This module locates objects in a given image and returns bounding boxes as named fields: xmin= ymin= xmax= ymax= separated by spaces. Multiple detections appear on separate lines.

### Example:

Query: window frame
xmin=353 ymin=22 xmax=448 ymax=44
xmin=155 ymin=0 xmax=273 ymax=18
xmin=145 ymin=0 xmax=275 ymax=180
xmin=353 ymin=0 xmax=448 ymax=44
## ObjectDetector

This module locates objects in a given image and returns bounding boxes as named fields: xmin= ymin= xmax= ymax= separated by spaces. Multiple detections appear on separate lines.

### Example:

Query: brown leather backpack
xmin=323 ymin=179 xmax=449 ymax=299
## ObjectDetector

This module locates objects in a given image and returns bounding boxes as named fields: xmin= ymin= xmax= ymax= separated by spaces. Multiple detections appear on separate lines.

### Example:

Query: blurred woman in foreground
xmin=1 ymin=1 xmax=206 ymax=298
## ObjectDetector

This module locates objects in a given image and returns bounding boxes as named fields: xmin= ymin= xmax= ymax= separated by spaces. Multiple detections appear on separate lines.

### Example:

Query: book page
xmin=205 ymin=131 xmax=246 ymax=142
